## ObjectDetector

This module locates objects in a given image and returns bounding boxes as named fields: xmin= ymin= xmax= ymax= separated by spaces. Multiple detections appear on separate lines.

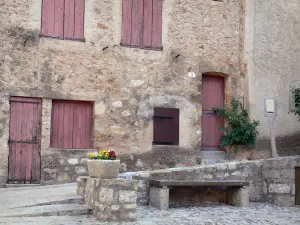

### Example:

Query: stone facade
xmin=80 ymin=177 xmax=138 ymax=221
xmin=0 ymin=0 xmax=245 ymax=186
xmin=119 ymin=156 xmax=300 ymax=207
xmin=244 ymin=0 xmax=300 ymax=155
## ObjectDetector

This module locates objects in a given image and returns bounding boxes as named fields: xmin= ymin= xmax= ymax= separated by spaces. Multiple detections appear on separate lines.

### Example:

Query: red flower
xmin=109 ymin=151 xmax=116 ymax=159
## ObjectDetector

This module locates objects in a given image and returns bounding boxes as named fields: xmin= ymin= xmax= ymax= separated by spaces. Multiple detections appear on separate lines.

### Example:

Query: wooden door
xmin=8 ymin=97 xmax=42 ymax=184
xmin=296 ymin=167 xmax=300 ymax=205
xmin=201 ymin=75 xmax=225 ymax=151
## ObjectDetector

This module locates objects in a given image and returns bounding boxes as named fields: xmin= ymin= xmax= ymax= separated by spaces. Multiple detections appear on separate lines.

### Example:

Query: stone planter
xmin=87 ymin=159 xmax=120 ymax=179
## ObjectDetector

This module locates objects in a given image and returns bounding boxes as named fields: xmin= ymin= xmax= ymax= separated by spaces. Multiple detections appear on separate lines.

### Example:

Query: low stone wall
xmin=262 ymin=157 xmax=300 ymax=206
xmin=119 ymin=156 xmax=300 ymax=207
xmin=41 ymin=149 xmax=89 ymax=185
xmin=78 ymin=177 xmax=138 ymax=221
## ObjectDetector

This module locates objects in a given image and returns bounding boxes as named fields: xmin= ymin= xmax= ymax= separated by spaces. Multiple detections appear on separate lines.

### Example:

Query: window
xmin=41 ymin=0 xmax=85 ymax=41
xmin=153 ymin=107 xmax=179 ymax=145
xmin=121 ymin=0 xmax=163 ymax=50
xmin=51 ymin=100 xmax=93 ymax=149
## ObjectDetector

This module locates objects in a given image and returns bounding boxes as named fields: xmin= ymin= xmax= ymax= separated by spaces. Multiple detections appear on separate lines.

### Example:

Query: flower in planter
xmin=88 ymin=149 xmax=117 ymax=160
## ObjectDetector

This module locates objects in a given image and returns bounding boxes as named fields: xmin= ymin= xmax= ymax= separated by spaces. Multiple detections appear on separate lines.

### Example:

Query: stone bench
xmin=149 ymin=180 xmax=250 ymax=210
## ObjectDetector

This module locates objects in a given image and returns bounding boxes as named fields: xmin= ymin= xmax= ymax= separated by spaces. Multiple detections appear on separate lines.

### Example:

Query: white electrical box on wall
xmin=266 ymin=99 xmax=275 ymax=113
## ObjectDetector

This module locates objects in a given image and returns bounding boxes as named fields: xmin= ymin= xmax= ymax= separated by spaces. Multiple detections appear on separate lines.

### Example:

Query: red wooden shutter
xmin=131 ymin=0 xmax=143 ymax=47
xmin=153 ymin=108 xmax=179 ymax=145
xmin=74 ymin=0 xmax=85 ymax=40
xmin=41 ymin=0 xmax=55 ymax=37
xmin=72 ymin=101 xmax=93 ymax=149
xmin=64 ymin=0 xmax=75 ymax=39
xmin=143 ymin=0 xmax=153 ymax=49
xmin=51 ymin=101 xmax=74 ymax=148
xmin=64 ymin=0 xmax=85 ymax=40
xmin=41 ymin=0 xmax=64 ymax=38
xmin=51 ymin=100 xmax=93 ymax=149
xmin=152 ymin=0 xmax=163 ymax=49
xmin=121 ymin=0 xmax=132 ymax=46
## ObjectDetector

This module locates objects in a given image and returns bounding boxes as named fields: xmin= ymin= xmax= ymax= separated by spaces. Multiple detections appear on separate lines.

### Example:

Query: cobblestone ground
xmin=0 ymin=184 xmax=299 ymax=225
xmin=1 ymin=203 xmax=300 ymax=225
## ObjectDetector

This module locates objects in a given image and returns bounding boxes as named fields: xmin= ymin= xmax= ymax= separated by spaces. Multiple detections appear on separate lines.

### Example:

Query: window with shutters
xmin=153 ymin=107 xmax=179 ymax=145
xmin=121 ymin=0 xmax=163 ymax=50
xmin=51 ymin=100 xmax=93 ymax=149
xmin=41 ymin=0 xmax=85 ymax=41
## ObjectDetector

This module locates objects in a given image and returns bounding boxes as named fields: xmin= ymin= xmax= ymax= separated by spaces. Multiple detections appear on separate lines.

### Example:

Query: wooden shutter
xmin=41 ymin=0 xmax=84 ymax=40
xmin=121 ymin=0 xmax=163 ymax=50
xmin=51 ymin=100 xmax=93 ymax=149
xmin=121 ymin=0 xmax=132 ymax=46
xmin=143 ymin=0 xmax=153 ymax=49
xmin=153 ymin=108 xmax=179 ymax=145
xmin=131 ymin=0 xmax=143 ymax=47
xmin=152 ymin=0 xmax=163 ymax=49
xmin=72 ymin=101 xmax=93 ymax=149
xmin=41 ymin=0 xmax=64 ymax=38
xmin=74 ymin=0 xmax=85 ymax=40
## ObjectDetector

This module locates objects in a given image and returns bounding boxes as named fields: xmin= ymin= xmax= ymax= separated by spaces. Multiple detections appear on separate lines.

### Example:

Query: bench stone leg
xmin=228 ymin=186 xmax=249 ymax=207
xmin=149 ymin=187 xmax=169 ymax=210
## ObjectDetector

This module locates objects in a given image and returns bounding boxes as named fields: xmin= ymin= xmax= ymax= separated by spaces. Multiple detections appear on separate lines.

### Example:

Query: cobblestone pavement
xmin=0 ymin=184 xmax=299 ymax=225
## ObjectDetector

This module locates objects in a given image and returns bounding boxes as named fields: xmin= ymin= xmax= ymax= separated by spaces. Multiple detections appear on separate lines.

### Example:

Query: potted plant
xmin=87 ymin=150 xmax=120 ymax=178
xmin=213 ymin=99 xmax=260 ymax=161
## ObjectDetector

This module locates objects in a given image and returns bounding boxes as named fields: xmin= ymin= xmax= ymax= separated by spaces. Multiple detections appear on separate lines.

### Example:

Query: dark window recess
xmin=153 ymin=107 xmax=179 ymax=145
xmin=296 ymin=167 xmax=300 ymax=205
xmin=51 ymin=100 xmax=93 ymax=149
xmin=121 ymin=0 xmax=163 ymax=50
xmin=41 ymin=0 xmax=85 ymax=41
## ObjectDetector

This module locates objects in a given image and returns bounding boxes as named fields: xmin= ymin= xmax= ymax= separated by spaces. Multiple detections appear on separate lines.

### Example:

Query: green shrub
xmin=213 ymin=99 xmax=260 ymax=149
xmin=290 ymin=88 xmax=300 ymax=121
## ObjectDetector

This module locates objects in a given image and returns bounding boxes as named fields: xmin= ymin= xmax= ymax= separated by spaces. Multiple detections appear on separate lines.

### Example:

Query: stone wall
xmin=244 ymin=0 xmax=300 ymax=155
xmin=81 ymin=177 xmax=138 ymax=221
xmin=119 ymin=156 xmax=300 ymax=207
xmin=262 ymin=157 xmax=300 ymax=206
xmin=0 ymin=0 xmax=245 ymax=186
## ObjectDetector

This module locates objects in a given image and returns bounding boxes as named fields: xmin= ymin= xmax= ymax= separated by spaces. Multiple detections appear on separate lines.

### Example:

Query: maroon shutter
xmin=74 ymin=0 xmax=85 ymax=40
xmin=72 ymin=101 xmax=93 ymax=149
xmin=131 ymin=0 xmax=143 ymax=47
xmin=54 ymin=0 xmax=64 ymax=38
xmin=41 ymin=0 xmax=55 ymax=37
xmin=51 ymin=100 xmax=93 ymax=149
xmin=121 ymin=0 xmax=132 ymax=46
xmin=41 ymin=0 xmax=64 ymax=38
xmin=153 ymin=108 xmax=179 ymax=145
xmin=152 ymin=0 xmax=163 ymax=49
xmin=64 ymin=0 xmax=75 ymax=39
xmin=143 ymin=0 xmax=153 ymax=49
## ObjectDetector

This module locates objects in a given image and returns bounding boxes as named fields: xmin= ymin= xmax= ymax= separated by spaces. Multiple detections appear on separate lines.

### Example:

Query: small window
xmin=121 ymin=0 xmax=163 ymax=50
xmin=153 ymin=107 xmax=179 ymax=145
xmin=41 ymin=0 xmax=85 ymax=41
xmin=51 ymin=100 xmax=93 ymax=149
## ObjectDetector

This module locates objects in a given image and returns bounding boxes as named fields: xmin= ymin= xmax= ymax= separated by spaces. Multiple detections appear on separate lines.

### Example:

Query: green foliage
xmin=290 ymin=88 xmax=300 ymax=120
xmin=213 ymin=99 xmax=260 ymax=149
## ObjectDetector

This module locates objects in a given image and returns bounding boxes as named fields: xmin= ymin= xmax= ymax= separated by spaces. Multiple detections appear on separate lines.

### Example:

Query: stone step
xmin=14 ymin=197 xmax=84 ymax=208
xmin=0 ymin=203 xmax=92 ymax=217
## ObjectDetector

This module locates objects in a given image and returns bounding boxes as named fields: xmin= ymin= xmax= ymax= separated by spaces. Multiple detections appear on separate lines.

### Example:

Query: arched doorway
xmin=201 ymin=74 xmax=226 ymax=161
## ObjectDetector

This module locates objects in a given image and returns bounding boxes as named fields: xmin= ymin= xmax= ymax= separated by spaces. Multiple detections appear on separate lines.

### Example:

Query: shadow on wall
xmin=256 ymin=131 xmax=300 ymax=157
xmin=119 ymin=145 xmax=201 ymax=172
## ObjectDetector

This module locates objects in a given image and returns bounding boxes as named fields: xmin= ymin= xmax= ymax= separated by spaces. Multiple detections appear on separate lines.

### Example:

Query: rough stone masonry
xmin=0 ymin=0 xmax=245 ymax=186
xmin=78 ymin=177 xmax=138 ymax=221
